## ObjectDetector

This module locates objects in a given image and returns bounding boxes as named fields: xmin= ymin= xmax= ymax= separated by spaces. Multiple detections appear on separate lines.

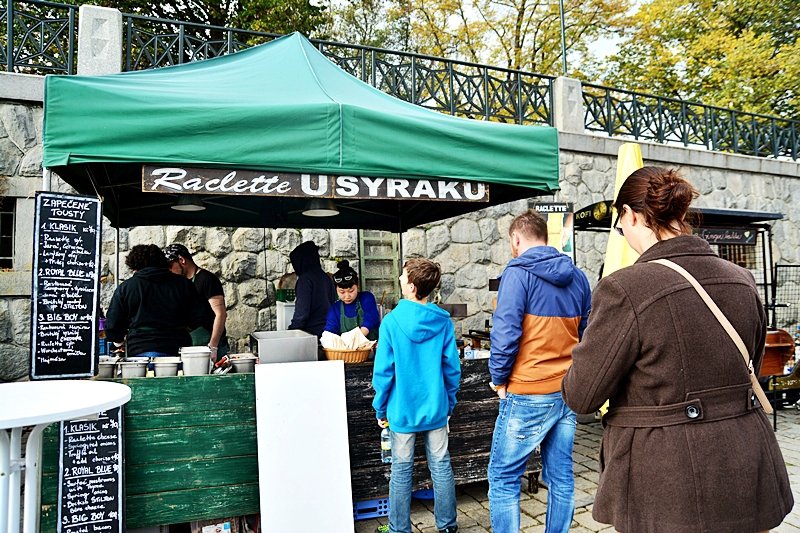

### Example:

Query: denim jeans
xmin=389 ymin=425 xmax=457 ymax=533
xmin=488 ymin=391 xmax=576 ymax=533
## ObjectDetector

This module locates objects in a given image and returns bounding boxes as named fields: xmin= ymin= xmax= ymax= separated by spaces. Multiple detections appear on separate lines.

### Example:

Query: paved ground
xmin=356 ymin=409 xmax=800 ymax=532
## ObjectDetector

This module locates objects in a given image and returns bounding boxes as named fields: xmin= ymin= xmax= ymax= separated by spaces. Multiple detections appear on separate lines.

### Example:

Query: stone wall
xmin=2 ymin=78 xmax=800 ymax=380
xmin=0 ymin=101 xmax=42 ymax=381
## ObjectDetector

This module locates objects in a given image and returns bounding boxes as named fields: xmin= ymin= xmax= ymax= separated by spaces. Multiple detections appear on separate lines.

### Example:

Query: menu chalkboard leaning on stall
xmin=58 ymin=407 xmax=125 ymax=533
xmin=30 ymin=192 xmax=102 ymax=380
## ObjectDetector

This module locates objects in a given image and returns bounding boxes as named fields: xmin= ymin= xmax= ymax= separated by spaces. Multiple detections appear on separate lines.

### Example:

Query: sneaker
xmin=375 ymin=525 xmax=390 ymax=533
xmin=438 ymin=527 xmax=458 ymax=533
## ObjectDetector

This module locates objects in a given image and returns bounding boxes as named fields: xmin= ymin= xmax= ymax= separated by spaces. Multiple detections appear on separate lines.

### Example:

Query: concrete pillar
xmin=77 ymin=5 xmax=123 ymax=75
xmin=553 ymin=76 xmax=585 ymax=134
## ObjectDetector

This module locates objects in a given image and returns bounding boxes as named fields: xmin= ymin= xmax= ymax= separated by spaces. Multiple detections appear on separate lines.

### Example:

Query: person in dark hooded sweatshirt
xmin=105 ymin=244 xmax=207 ymax=358
xmin=487 ymin=210 xmax=591 ymax=533
xmin=288 ymin=240 xmax=336 ymax=338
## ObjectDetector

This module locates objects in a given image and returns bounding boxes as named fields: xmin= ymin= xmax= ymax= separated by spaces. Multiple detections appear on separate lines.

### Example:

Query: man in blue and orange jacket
xmin=487 ymin=209 xmax=591 ymax=533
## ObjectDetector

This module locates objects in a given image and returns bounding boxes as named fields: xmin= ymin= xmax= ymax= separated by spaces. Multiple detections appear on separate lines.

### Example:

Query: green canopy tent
xmin=43 ymin=32 xmax=559 ymax=231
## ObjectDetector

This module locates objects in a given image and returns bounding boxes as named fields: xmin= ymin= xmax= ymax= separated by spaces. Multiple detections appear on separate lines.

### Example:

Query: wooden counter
xmin=40 ymin=359 xmax=538 ymax=529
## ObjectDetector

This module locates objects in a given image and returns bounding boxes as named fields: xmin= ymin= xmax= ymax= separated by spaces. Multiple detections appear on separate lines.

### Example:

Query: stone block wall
xmin=2 ymin=92 xmax=800 ymax=380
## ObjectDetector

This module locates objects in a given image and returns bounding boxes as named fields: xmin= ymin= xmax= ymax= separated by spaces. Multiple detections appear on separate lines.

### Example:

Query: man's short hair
xmin=404 ymin=258 xmax=441 ymax=300
xmin=509 ymin=210 xmax=548 ymax=243
xmin=126 ymin=244 xmax=168 ymax=271
xmin=164 ymin=243 xmax=193 ymax=262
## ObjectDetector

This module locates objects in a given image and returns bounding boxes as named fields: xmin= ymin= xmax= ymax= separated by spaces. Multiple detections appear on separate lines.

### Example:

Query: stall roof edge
xmin=574 ymin=200 xmax=783 ymax=230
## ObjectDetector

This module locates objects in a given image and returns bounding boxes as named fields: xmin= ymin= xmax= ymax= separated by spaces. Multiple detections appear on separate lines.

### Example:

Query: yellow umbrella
xmin=598 ymin=143 xmax=644 ymax=416
xmin=602 ymin=143 xmax=643 ymax=277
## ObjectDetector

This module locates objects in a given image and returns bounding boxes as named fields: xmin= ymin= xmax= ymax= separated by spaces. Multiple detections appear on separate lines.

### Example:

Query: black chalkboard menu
xmin=30 ymin=192 xmax=102 ymax=379
xmin=58 ymin=407 xmax=124 ymax=533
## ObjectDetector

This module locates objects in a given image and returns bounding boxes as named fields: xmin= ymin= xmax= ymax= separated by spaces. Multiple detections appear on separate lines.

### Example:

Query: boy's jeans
xmin=488 ymin=391 xmax=576 ymax=533
xmin=389 ymin=425 xmax=457 ymax=533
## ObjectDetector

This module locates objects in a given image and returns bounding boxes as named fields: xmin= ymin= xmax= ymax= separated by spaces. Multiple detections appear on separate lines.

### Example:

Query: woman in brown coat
xmin=562 ymin=167 xmax=793 ymax=533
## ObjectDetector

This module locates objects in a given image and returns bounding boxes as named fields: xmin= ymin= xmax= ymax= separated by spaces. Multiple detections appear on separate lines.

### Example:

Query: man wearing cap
xmin=164 ymin=243 xmax=230 ymax=359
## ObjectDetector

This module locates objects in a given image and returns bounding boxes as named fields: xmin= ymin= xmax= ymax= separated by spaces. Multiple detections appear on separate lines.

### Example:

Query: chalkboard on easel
xmin=57 ymin=407 xmax=124 ymax=533
xmin=30 ymin=192 xmax=102 ymax=379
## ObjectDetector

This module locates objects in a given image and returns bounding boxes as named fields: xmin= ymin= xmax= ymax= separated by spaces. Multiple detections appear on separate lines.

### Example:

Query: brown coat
xmin=562 ymin=235 xmax=793 ymax=533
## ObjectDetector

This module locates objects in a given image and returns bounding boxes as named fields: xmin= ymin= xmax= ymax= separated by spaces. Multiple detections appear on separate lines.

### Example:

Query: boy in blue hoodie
xmin=372 ymin=258 xmax=461 ymax=533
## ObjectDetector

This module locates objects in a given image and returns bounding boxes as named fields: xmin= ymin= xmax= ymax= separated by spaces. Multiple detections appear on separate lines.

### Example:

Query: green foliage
xmin=596 ymin=0 xmax=799 ymax=118
xmin=92 ymin=0 xmax=328 ymax=37
xmin=328 ymin=0 xmax=631 ymax=77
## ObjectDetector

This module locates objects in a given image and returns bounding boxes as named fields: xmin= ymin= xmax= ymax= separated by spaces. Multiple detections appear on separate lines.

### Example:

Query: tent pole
xmin=115 ymin=227 xmax=120 ymax=289
xmin=42 ymin=169 xmax=52 ymax=192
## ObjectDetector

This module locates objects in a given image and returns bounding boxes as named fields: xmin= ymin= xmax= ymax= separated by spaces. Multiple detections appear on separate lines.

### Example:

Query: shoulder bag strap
xmin=650 ymin=258 xmax=773 ymax=414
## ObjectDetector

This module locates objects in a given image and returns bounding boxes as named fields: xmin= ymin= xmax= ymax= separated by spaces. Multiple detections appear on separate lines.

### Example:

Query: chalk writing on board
xmin=58 ymin=407 xmax=124 ymax=533
xmin=31 ymin=192 xmax=102 ymax=379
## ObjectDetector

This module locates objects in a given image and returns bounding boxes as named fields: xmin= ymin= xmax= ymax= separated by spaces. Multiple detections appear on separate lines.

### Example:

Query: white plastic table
xmin=0 ymin=380 xmax=131 ymax=533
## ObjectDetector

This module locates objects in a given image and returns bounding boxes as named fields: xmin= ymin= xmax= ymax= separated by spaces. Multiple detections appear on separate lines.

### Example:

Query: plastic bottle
xmin=464 ymin=345 xmax=474 ymax=360
xmin=380 ymin=426 xmax=392 ymax=464
xmin=98 ymin=317 xmax=107 ymax=356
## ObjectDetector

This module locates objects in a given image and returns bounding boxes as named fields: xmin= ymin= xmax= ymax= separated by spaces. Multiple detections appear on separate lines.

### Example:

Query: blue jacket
xmin=489 ymin=246 xmax=591 ymax=394
xmin=324 ymin=291 xmax=380 ymax=335
xmin=372 ymin=299 xmax=461 ymax=433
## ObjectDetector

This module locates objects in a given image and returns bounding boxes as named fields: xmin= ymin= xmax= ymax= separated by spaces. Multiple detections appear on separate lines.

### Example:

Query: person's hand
xmin=490 ymin=382 xmax=507 ymax=399
xmin=377 ymin=418 xmax=389 ymax=428
xmin=208 ymin=345 xmax=218 ymax=363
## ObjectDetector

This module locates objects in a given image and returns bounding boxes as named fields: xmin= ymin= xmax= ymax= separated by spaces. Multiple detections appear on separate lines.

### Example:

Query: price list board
xmin=31 ymin=192 xmax=102 ymax=379
xmin=58 ymin=407 xmax=124 ymax=533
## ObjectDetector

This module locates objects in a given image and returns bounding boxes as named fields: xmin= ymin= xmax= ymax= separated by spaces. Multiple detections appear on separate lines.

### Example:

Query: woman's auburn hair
xmin=613 ymin=166 xmax=699 ymax=240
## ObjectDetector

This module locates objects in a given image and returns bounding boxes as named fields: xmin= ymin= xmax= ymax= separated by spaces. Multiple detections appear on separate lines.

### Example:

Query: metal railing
xmin=1 ymin=0 xmax=76 ymax=74
xmin=122 ymin=14 xmax=553 ymax=125
xmin=583 ymin=83 xmax=799 ymax=161
xmin=1 ymin=0 xmax=798 ymax=161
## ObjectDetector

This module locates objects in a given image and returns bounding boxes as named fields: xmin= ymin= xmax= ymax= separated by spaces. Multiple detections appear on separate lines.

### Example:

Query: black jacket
xmin=106 ymin=267 xmax=208 ymax=356
xmin=288 ymin=241 xmax=336 ymax=337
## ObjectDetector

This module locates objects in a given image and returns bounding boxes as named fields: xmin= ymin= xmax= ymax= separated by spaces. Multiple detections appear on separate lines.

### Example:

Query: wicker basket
xmin=324 ymin=348 xmax=372 ymax=363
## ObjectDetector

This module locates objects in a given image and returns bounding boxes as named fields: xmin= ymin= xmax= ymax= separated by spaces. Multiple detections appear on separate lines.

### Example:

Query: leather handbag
xmin=651 ymin=258 xmax=773 ymax=414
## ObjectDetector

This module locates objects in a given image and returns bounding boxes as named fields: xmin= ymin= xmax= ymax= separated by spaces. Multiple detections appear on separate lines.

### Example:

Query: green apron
xmin=339 ymin=299 xmax=378 ymax=341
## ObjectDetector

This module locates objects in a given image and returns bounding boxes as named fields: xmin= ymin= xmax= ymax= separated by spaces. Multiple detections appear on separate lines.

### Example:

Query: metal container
xmin=250 ymin=330 xmax=318 ymax=364
xmin=230 ymin=355 xmax=257 ymax=373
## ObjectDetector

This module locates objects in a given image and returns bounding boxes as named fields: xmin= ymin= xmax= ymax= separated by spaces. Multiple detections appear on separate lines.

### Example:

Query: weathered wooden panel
xmin=125 ymin=483 xmax=260 ymax=527
xmin=41 ymin=374 xmax=260 ymax=530
xmin=345 ymin=358 xmax=539 ymax=500
xmin=41 ymin=361 xmax=535 ymax=528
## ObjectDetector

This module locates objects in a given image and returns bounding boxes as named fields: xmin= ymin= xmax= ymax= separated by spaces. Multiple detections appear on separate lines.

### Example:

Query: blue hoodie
xmin=490 ymin=245 xmax=591 ymax=394
xmin=372 ymin=299 xmax=461 ymax=433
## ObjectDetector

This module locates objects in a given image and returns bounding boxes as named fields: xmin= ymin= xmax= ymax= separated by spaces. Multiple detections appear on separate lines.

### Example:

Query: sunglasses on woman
xmin=333 ymin=273 xmax=354 ymax=283
xmin=612 ymin=208 xmax=624 ymax=237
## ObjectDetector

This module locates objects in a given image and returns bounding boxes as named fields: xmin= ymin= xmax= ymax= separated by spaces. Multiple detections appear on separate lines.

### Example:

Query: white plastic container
xmin=98 ymin=361 xmax=117 ymax=378
xmin=119 ymin=361 xmax=147 ymax=378
xmin=250 ymin=330 xmax=318 ymax=364
xmin=153 ymin=361 xmax=179 ymax=377
xmin=180 ymin=346 xmax=211 ymax=376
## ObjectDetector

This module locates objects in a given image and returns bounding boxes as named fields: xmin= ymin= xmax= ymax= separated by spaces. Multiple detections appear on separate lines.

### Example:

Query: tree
xmin=328 ymin=0 xmax=630 ymax=77
xmin=476 ymin=0 xmax=630 ymax=76
xmin=91 ymin=0 xmax=329 ymax=38
xmin=596 ymin=0 xmax=800 ymax=118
